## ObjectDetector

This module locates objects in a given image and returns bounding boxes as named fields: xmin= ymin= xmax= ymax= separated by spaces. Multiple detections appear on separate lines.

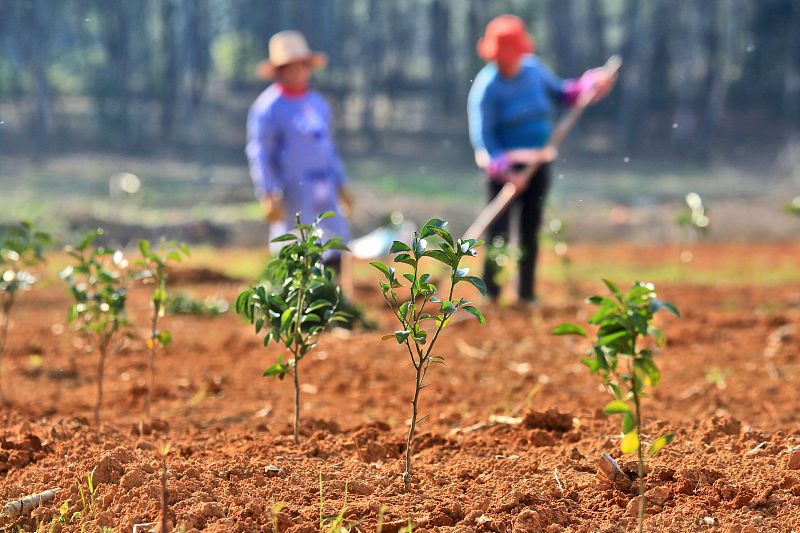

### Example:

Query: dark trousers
xmin=484 ymin=164 xmax=551 ymax=300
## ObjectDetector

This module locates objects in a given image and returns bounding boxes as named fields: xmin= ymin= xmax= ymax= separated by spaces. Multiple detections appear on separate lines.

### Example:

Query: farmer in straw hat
xmin=468 ymin=15 xmax=616 ymax=304
xmin=246 ymin=30 xmax=353 ymax=271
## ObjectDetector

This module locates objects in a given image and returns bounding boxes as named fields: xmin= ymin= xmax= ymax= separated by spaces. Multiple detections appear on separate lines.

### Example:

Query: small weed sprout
xmin=165 ymin=293 xmax=228 ymax=317
xmin=60 ymin=229 xmax=130 ymax=425
xmin=319 ymin=471 xmax=353 ymax=532
xmin=236 ymin=212 xmax=349 ymax=444
xmin=371 ymin=218 xmax=486 ymax=491
xmin=75 ymin=466 xmax=99 ymax=523
xmin=134 ymin=239 xmax=189 ymax=419
xmin=0 ymin=220 xmax=54 ymax=404
xmin=553 ymin=279 xmax=679 ymax=533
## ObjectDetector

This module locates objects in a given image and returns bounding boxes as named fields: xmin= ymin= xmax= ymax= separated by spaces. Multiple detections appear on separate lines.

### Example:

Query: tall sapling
xmin=236 ymin=212 xmax=349 ymax=444
xmin=371 ymin=218 xmax=486 ymax=491
xmin=0 ymin=220 xmax=54 ymax=404
xmin=553 ymin=280 xmax=679 ymax=532
xmin=61 ymin=229 xmax=130 ymax=425
xmin=134 ymin=239 xmax=189 ymax=419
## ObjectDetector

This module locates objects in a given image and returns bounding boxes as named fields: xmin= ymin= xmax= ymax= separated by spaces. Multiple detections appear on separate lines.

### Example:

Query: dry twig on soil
xmin=0 ymin=488 xmax=62 ymax=525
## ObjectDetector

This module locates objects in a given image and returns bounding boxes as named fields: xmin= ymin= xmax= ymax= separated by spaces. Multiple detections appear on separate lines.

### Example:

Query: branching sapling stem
xmin=236 ymin=212 xmax=350 ymax=444
xmin=553 ymin=279 xmax=679 ymax=533
xmin=371 ymin=218 xmax=486 ymax=491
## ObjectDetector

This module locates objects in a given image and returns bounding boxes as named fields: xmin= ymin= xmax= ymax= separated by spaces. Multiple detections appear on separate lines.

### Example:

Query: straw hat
xmin=477 ymin=15 xmax=534 ymax=62
xmin=257 ymin=30 xmax=328 ymax=79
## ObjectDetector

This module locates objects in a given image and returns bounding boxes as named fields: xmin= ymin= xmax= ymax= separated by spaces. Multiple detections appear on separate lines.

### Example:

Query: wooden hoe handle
xmin=463 ymin=55 xmax=622 ymax=240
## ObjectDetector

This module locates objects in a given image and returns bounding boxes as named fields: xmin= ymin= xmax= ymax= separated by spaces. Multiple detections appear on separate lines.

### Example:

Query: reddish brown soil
xmin=1 ymin=242 xmax=800 ymax=532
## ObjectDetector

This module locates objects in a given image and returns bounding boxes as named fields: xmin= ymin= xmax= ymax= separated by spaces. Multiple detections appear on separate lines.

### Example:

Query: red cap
xmin=477 ymin=15 xmax=534 ymax=62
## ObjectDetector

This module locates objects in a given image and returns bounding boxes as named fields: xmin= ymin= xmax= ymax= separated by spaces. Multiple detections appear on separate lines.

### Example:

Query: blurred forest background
xmin=1 ymin=0 xmax=799 ymax=244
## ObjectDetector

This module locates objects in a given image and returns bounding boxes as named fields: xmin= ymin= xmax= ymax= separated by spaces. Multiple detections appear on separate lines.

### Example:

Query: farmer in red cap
xmin=468 ymin=15 xmax=615 ymax=304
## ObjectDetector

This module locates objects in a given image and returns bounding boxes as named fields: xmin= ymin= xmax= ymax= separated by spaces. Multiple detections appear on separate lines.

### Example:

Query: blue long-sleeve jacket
xmin=468 ymin=55 xmax=568 ymax=158
xmin=246 ymin=84 xmax=350 ymax=241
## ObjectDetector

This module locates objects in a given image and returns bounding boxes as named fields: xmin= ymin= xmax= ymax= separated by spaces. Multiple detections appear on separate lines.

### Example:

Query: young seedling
xmin=674 ymin=192 xmax=710 ymax=263
xmin=553 ymin=280 xmax=679 ymax=532
xmin=134 ymin=239 xmax=190 ymax=420
xmin=371 ymin=218 xmax=486 ymax=491
xmin=0 ymin=220 xmax=54 ymax=404
xmin=784 ymin=195 xmax=800 ymax=217
xmin=542 ymin=210 xmax=576 ymax=296
xmin=236 ymin=212 xmax=349 ymax=444
xmin=60 ymin=229 xmax=130 ymax=425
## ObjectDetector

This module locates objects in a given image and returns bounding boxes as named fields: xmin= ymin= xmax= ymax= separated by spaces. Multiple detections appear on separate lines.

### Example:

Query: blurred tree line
xmin=1 ymin=0 xmax=798 ymax=163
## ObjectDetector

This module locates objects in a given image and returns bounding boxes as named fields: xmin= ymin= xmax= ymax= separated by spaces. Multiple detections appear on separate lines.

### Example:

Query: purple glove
xmin=487 ymin=154 xmax=511 ymax=182
xmin=563 ymin=68 xmax=602 ymax=106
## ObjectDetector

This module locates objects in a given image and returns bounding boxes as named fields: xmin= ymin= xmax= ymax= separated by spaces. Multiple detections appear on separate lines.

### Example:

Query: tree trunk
xmin=698 ymin=0 xmax=737 ymax=157
xmin=783 ymin=0 xmax=800 ymax=136
xmin=586 ymin=0 xmax=607 ymax=67
xmin=26 ymin=0 xmax=53 ymax=161
xmin=672 ymin=0 xmax=703 ymax=153
xmin=159 ymin=0 xmax=177 ymax=142
xmin=547 ymin=0 xmax=576 ymax=74
xmin=430 ymin=0 xmax=456 ymax=115
xmin=616 ymin=0 xmax=652 ymax=151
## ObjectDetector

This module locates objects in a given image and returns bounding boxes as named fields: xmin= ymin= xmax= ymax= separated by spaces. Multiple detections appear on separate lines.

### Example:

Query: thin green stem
xmin=95 ymin=338 xmax=108 ymax=426
xmin=0 ymin=297 xmax=13 ymax=404
xmin=146 ymin=288 xmax=160 ymax=420
xmin=290 ymin=247 xmax=310 ymax=445
xmin=628 ymin=354 xmax=646 ymax=533
xmin=403 ymin=359 xmax=424 ymax=491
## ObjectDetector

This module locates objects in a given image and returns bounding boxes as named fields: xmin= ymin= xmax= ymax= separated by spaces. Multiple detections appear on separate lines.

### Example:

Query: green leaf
xmin=155 ymin=330 xmax=172 ymax=348
xmin=659 ymin=301 xmax=681 ymax=318
xmin=395 ymin=330 xmax=411 ymax=343
xmin=138 ymin=240 xmax=150 ymax=256
xmin=602 ymin=279 xmax=624 ymax=303
xmin=271 ymin=233 xmax=298 ymax=243
xmin=398 ymin=301 xmax=411 ymax=320
xmin=370 ymin=261 xmax=393 ymax=280
xmin=462 ymin=305 xmax=485 ymax=325
xmin=603 ymin=400 xmax=632 ymax=415
xmin=390 ymin=241 xmax=412 ymax=253
xmin=318 ymin=211 xmax=336 ymax=220
xmin=420 ymin=218 xmax=448 ymax=240
xmin=439 ymin=300 xmax=457 ymax=314
xmin=461 ymin=275 xmax=487 ymax=295
xmin=597 ymin=329 xmax=628 ymax=347
xmin=280 ymin=308 xmax=295 ymax=330
xmin=412 ymin=237 xmax=427 ymax=257
xmin=648 ymin=433 xmax=676 ymax=456
xmin=622 ymin=412 xmax=636 ymax=434
xmin=634 ymin=357 xmax=661 ymax=387
xmin=235 ymin=289 xmax=254 ymax=315
xmin=551 ymin=323 xmax=587 ymax=336
xmin=394 ymin=253 xmax=417 ymax=267
xmin=620 ymin=431 xmax=640 ymax=454
xmin=306 ymin=299 xmax=332 ymax=313
xmin=648 ymin=325 xmax=665 ymax=346
xmin=381 ymin=334 xmax=395 ymax=340
xmin=422 ymin=249 xmax=451 ymax=266
xmin=263 ymin=355 xmax=290 ymax=380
